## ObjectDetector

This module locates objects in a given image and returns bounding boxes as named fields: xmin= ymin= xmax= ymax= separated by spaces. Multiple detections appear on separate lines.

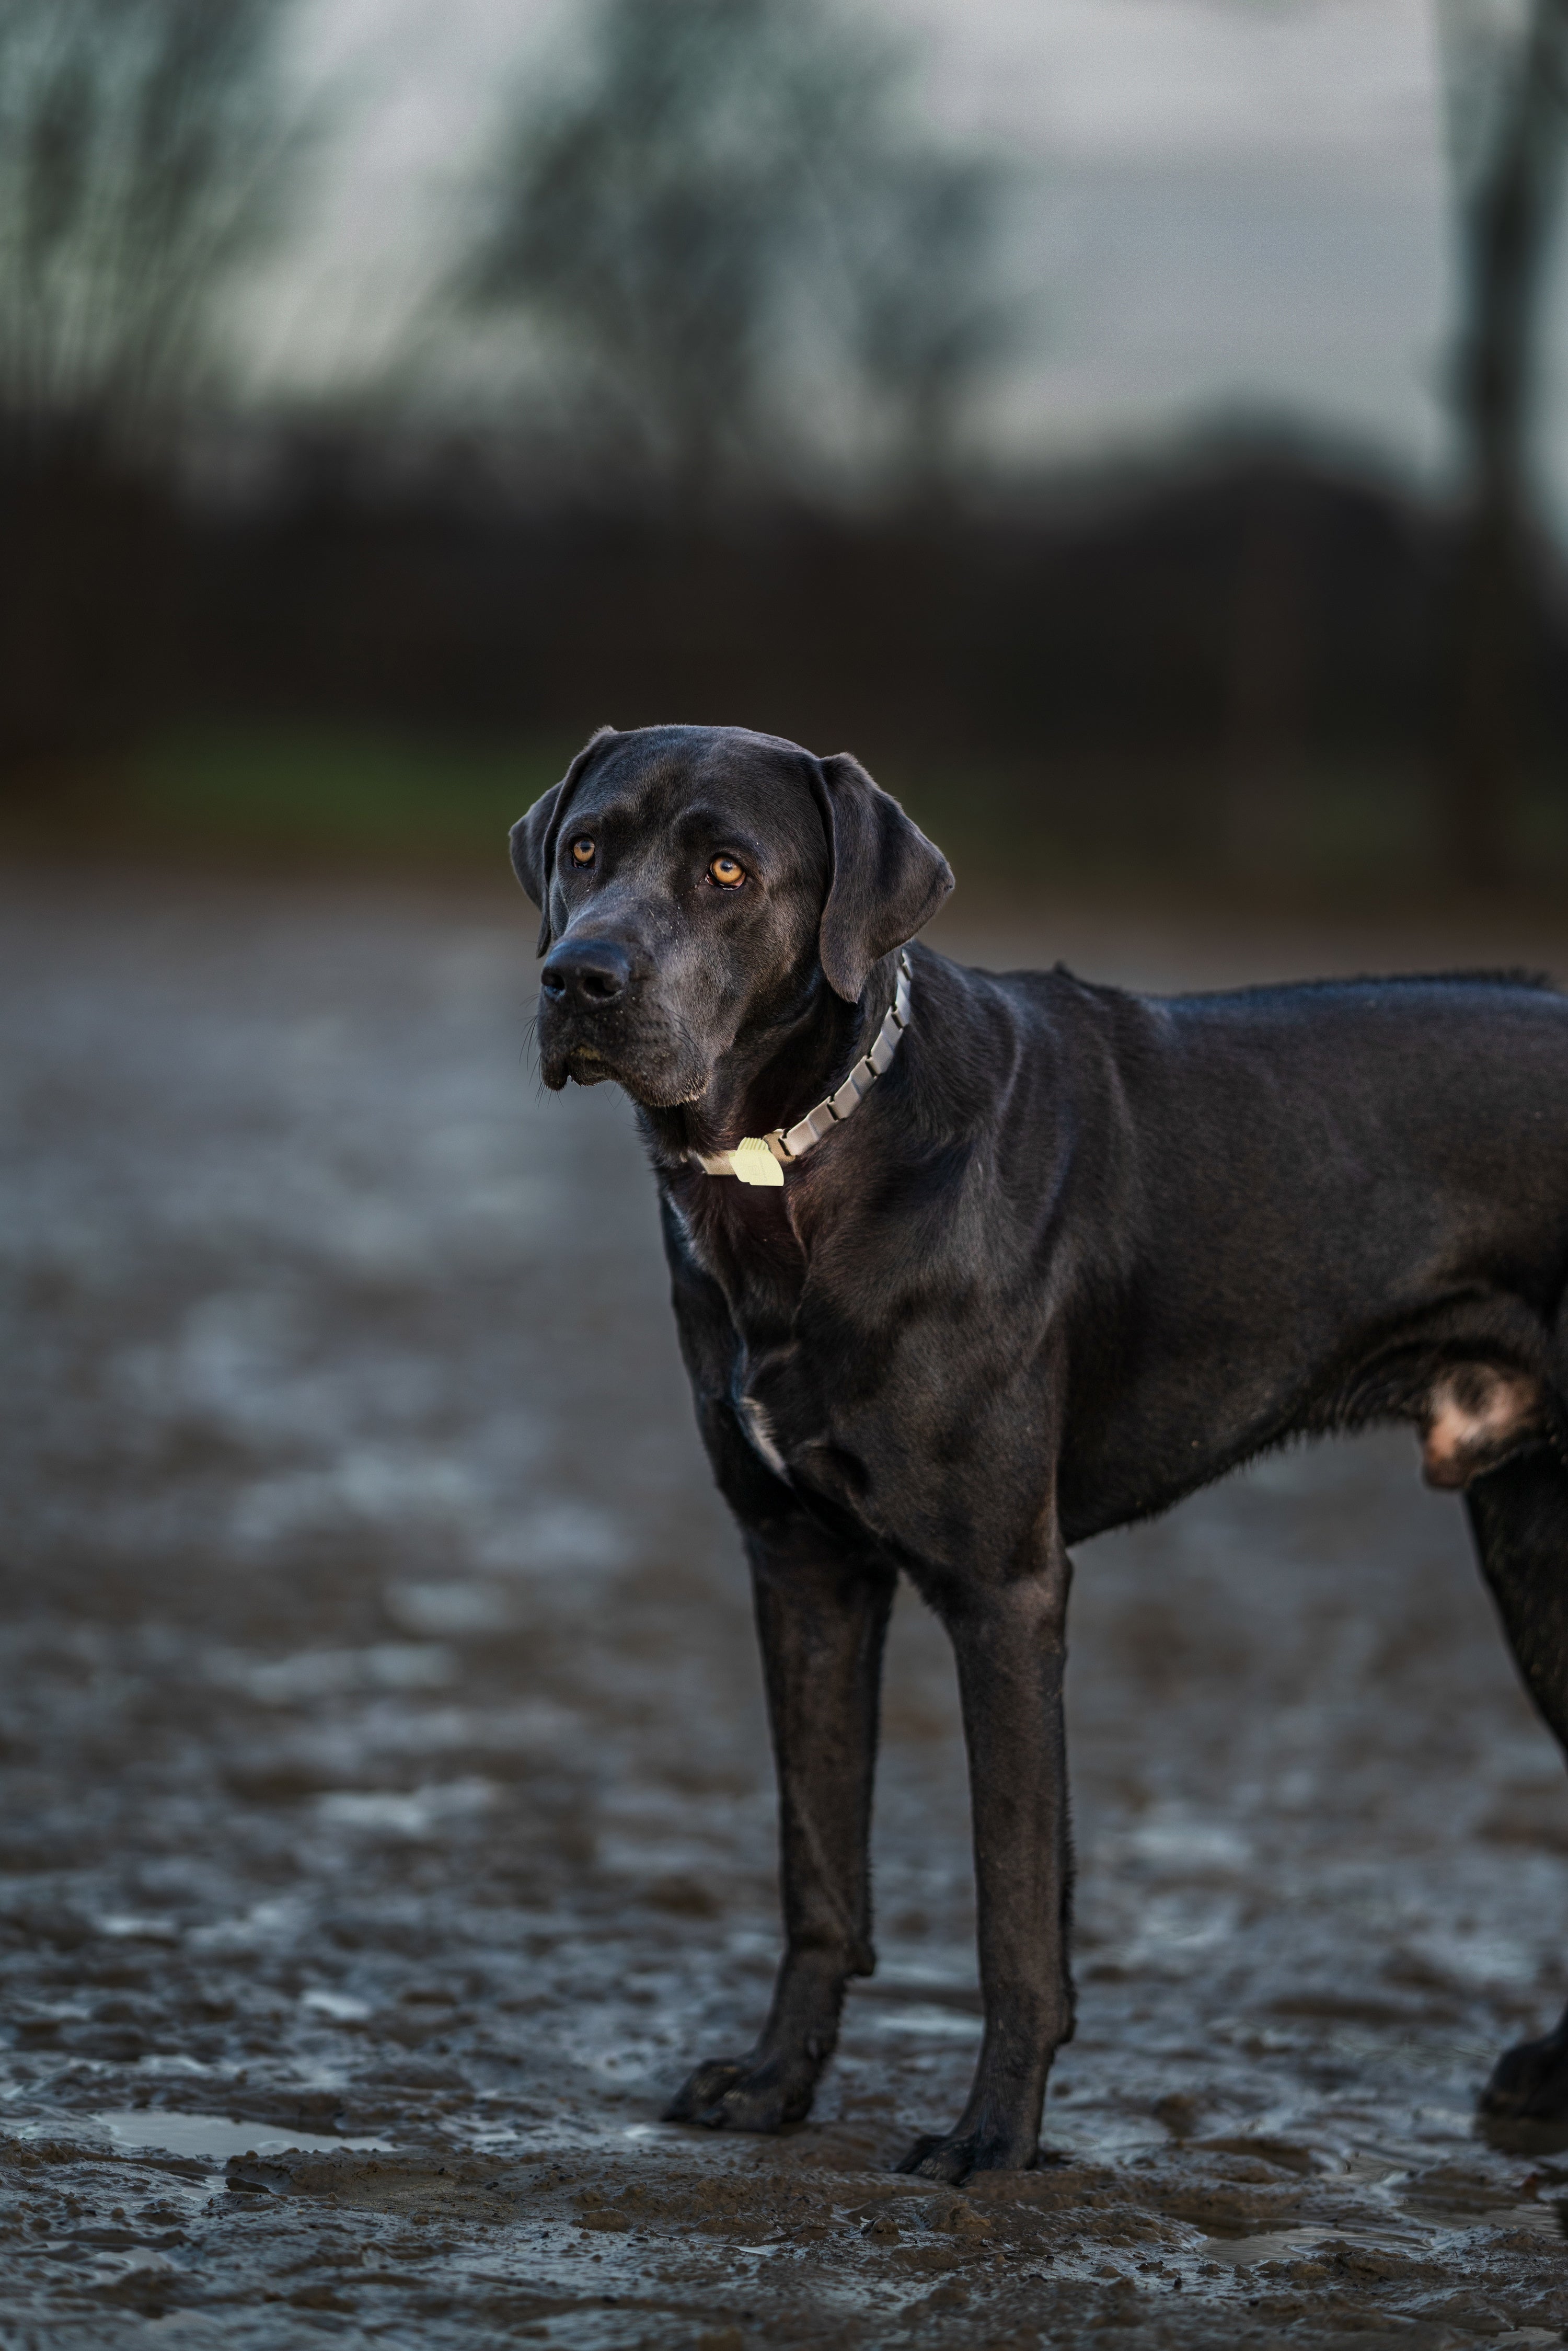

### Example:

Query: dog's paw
xmin=663 ymin=2055 xmax=812 ymax=2132
xmin=1481 ymin=2025 xmax=1568 ymax=2121
xmin=894 ymin=2128 xmax=1038 ymax=2184
xmin=663 ymin=2058 xmax=746 ymax=2124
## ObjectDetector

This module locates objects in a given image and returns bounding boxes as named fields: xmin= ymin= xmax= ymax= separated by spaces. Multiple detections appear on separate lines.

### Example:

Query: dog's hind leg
xmin=1466 ymin=1446 xmax=1568 ymax=2121
xmin=664 ymin=1524 xmax=896 ymax=2134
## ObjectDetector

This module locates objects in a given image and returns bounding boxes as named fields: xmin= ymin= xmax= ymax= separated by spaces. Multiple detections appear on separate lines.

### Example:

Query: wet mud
xmin=4 ymin=867 xmax=1568 ymax=2347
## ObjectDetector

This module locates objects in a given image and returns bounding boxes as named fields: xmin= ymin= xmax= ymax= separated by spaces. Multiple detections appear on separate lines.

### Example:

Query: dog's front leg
xmin=665 ymin=1524 xmax=896 ymax=2132
xmin=899 ymin=1540 xmax=1074 ymax=2182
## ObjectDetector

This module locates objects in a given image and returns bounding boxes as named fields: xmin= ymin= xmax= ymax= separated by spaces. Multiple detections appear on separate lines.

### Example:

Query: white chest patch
xmin=739 ymin=1395 xmax=790 ymax=1482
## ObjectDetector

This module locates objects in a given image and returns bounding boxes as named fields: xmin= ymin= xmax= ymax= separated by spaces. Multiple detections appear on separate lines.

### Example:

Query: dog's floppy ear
xmin=811 ymin=752 xmax=954 ymax=1003
xmin=510 ymin=728 xmax=617 ymax=956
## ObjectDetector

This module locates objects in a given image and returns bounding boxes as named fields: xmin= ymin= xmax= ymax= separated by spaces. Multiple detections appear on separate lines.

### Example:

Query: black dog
xmin=512 ymin=720 xmax=1568 ymax=2183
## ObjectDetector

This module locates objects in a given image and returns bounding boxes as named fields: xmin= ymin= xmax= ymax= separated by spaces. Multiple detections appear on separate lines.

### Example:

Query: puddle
xmin=313 ymin=1779 xmax=497 ymax=1836
xmin=300 ymin=1987 xmax=375 ymax=2022
xmin=88 ymin=2112 xmax=395 ymax=2163
xmin=1202 ymin=2224 xmax=1397 ymax=2266
xmin=870 ymin=2005 xmax=983 ymax=2039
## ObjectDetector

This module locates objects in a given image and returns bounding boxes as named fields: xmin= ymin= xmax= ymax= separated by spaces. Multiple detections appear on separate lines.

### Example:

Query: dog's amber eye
xmin=570 ymin=836 xmax=595 ymax=867
xmin=708 ymin=855 xmax=745 ymax=889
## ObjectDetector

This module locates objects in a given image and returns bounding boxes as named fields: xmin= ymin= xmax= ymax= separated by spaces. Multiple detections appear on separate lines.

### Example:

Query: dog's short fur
xmin=512 ymin=722 xmax=1568 ymax=2181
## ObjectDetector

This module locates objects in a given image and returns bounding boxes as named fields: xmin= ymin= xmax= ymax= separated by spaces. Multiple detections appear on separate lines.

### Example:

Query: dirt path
xmin=3 ymin=867 xmax=1568 ymax=2349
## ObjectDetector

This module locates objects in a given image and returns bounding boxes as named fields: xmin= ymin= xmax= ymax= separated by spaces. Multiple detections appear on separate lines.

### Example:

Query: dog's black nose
xmin=540 ymin=938 xmax=632 ymax=1007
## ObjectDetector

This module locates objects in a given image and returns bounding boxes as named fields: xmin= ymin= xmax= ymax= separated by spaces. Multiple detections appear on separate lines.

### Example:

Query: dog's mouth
xmin=538 ymin=1038 xmax=620 ymax=1092
xmin=538 ymin=1018 xmax=710 ymax=1109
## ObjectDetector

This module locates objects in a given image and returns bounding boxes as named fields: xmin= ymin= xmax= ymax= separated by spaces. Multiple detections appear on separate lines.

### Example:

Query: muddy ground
xmin=6 ymin=867 xmax=1568 ymax=2350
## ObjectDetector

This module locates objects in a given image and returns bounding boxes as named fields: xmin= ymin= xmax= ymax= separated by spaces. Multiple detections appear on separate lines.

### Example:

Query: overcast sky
xmin=248 ymin=0 xmax=1539 ymax=501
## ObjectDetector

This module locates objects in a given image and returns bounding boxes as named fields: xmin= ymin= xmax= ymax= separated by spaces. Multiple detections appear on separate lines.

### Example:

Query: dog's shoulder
xmin=917 ymin=947 xmax=1143 ymax=1022
xmin=901 ymin=951 xmax=1165 ymax=1162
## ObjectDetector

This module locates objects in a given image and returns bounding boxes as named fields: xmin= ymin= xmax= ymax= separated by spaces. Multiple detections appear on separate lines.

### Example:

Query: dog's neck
xmin=639 ymin=952 xmax=901 ymax=1175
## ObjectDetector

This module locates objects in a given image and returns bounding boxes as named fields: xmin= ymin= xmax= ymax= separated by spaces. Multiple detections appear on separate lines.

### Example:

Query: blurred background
xmin=3 ymin=0 xmax=1568 ymax=899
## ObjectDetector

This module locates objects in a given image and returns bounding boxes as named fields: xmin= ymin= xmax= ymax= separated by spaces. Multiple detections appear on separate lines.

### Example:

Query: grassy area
xmin=131 ymin=726 xmax=573 ymax=867
xmin=0 ymin=726 xmax=573 ymax=876
xmin=4 ymin=721 xmax=1563 ymax=910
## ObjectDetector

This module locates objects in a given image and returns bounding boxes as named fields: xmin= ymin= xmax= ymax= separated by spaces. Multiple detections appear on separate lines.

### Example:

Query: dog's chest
xmin=737 ymin=1390 xmax=791 ymax=1480
xmin=679 ymin=1207 xmax=814 ymax=1463
xmin=733 ymin=1328 xmax=844 ymax=1495
xmin=731 ymin=1320 xmax=813 ymax=1477
xmin=733 ymin=1332 xmax=892 ymax=1524
xmin=676 ymin=1192 xmax=883 ymax=1508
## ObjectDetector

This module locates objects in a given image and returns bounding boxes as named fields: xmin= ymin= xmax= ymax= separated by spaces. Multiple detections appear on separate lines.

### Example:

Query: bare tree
xmin=824 ymin=143 xmax=1013 ymax=497
xmin=0 ymin=0 xmax=301 ymax=773
xmin=462 ymin=0 xmax=1014 ymax=505
xmin=0 ymin=0 xmax=299 ymax=438
xmin=1436 ymin=0 xmax=1568 ymax=886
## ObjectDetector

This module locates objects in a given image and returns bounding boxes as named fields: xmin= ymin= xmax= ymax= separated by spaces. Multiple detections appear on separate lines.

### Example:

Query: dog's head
xmin=511 ymin=724 xmax=952 ymax=1110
